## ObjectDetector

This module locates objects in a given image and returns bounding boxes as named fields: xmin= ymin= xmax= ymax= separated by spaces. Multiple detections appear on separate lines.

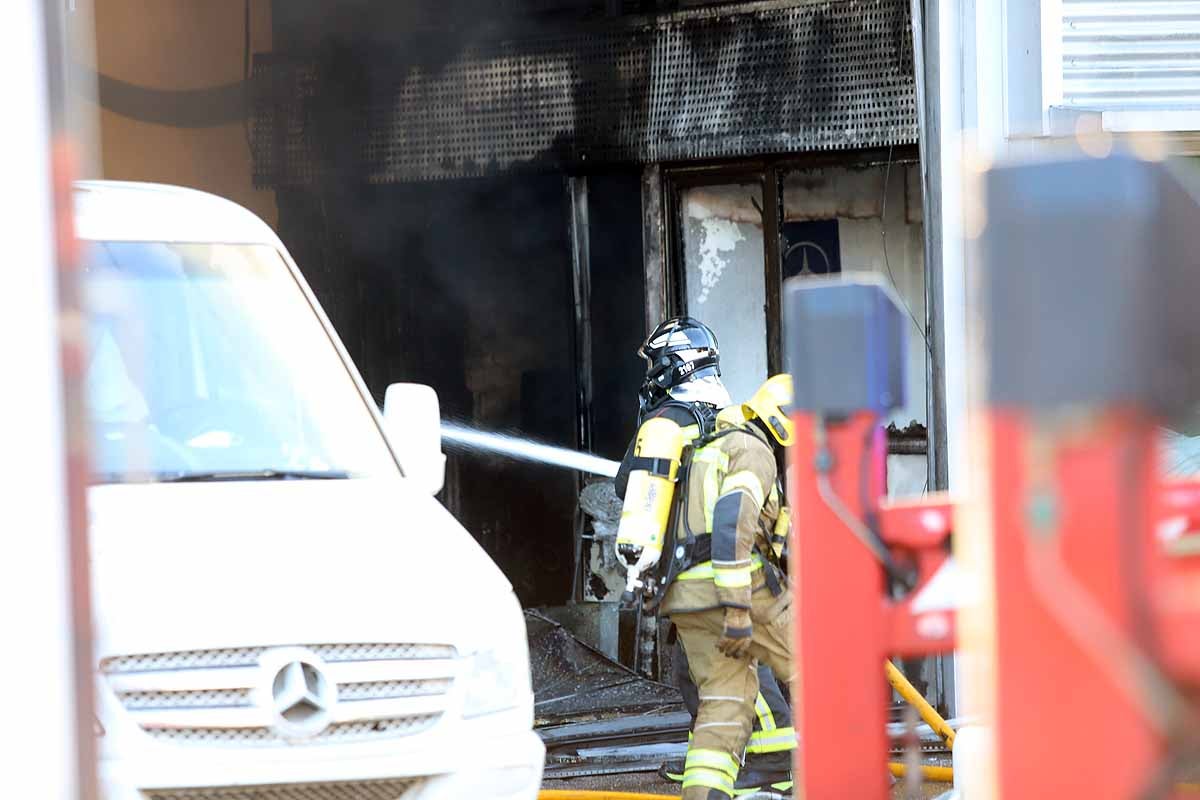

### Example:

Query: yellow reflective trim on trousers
xmin=682 ymin=768 xmax=735 ymax=796
xmin=722 ymin=471 xmax=766 ymax=508
xmin=677 ymin=554 xmax=764 ymax=581
xmin=745 ymin=727 xmax=798 ymax=754
xmin=754 ymin=693 xmax=777 ymax=732
xmin=684 ymin=748 xmax=740 ymax=778
xmin=713 ymin=565 xmax=752 ymax=588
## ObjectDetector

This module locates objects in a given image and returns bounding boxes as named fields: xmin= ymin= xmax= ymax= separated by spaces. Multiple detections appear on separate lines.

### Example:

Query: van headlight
xmin=462 ymin=601 xmax=531 ymax=719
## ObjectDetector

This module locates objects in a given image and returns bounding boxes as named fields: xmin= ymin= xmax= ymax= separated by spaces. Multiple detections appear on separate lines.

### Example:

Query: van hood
xmin=88 ymin=478 xmax=513 ymax=662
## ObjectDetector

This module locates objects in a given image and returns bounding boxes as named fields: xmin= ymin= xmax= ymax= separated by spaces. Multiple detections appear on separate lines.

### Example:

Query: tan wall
xmin=89 ymin=0 xmax=276 ymax=226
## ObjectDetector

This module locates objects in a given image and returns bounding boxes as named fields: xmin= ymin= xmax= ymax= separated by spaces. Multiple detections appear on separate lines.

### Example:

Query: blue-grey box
xmin=784 ymin=274 xmax=907 ymax=414
xmin=984 ymin=155 xmax=1200 ymax=415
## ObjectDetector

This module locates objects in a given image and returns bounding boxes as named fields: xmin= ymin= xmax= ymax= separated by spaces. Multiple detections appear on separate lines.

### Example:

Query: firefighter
xmin=661 ymin=374 xmax=796 ymax=800
xmin=614 ymin=319 xmax=795 ymax=794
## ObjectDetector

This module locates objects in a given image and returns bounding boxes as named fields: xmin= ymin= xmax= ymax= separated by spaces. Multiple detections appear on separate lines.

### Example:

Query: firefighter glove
xmin=717 ymin=607 xmax=753 ymax=658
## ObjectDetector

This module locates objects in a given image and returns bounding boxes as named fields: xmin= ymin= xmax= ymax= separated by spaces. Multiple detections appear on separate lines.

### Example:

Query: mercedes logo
xmin=784 ymin=240 xmax=834 ymax=276
xmin=258 ymin=647 xmax=337 ymax=739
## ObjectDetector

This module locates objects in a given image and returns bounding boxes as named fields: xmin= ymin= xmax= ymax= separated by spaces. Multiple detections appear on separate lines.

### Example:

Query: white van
xmin=77 ymin=181 xmax=544 ymax=800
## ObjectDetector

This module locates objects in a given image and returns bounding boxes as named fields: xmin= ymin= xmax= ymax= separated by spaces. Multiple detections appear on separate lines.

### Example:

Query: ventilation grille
xmin=337 ymin=679 xmax=453 ymax=701
xmin=114 ymin=681 xmax=452 ymax=711
xmin=251 ymin=0 xmax=916 ymax=185
xmin=1062 ymin=0 xmax=1200 ymax=110
xmin=101 ymin=643 xmax=457 ymax=748
xmin=102 ymin=643 xmax=457 ymax=674
xmin=117 ymin=689 xmax=253 ymax=711
xmin=141 ymin=777 xmax=426 ymax=800
xmin=141 ymin=715 xmax=443 ymax=747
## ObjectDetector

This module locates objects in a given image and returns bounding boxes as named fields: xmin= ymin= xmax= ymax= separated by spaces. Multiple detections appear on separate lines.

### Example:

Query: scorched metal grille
xmin=252 ymin=0 xmax=916 ymax=185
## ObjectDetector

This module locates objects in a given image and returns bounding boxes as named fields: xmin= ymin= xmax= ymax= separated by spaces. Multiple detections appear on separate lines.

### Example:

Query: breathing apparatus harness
xmin=634 ymin=416 xmax=788 ymax=611
xmin=616 ymin=399 xmax=718 ymax=605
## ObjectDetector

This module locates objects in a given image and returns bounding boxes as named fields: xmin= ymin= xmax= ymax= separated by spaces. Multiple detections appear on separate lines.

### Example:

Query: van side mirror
xmin=382 ymin=383 xmax=446 ymax=495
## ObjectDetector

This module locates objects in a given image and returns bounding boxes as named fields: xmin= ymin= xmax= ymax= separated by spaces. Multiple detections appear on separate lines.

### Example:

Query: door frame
xmin=654 ymin=146 xmax=957 ymax=713
xmin=659 ymin=146 xmax=919 ymax=378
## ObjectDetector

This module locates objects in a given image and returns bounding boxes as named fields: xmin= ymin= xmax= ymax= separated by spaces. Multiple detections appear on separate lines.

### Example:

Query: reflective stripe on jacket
xmin=662 ymin=422 xmax=781 ymax=615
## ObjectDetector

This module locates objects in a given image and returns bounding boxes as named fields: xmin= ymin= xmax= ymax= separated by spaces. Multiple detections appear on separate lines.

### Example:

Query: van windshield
xmin=82 ymin=241 xmax=398 ymax=483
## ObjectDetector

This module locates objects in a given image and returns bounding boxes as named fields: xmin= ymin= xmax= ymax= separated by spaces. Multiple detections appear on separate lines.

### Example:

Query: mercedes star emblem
xmin=259 ymin=648 xmax=337 ymax=739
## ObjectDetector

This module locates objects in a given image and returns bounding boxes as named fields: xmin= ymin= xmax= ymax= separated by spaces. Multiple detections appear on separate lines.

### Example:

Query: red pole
xmin=987 ymin=410 xmax=1188 ymax=797
xmin=784 ymin=276 xmax=955 ymax=799
xmin=974 ymin=155 xmax=1200 ymax=798
xmin=790 ymin=411 xmax=890 ymax=799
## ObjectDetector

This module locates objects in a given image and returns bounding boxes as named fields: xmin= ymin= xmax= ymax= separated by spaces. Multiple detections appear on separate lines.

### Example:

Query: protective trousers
xmin=672 ymin=588 xmax=793 ymax=799
xmin=672 ymin=642 xmax=795 ymax=772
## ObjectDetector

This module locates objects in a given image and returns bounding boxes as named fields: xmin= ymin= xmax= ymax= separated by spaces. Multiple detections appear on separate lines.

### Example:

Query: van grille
xmin=142 ymin=715 xmax=442 ymax=746
xmin=336 ymin=679 xmax=452 ymax=701
xmin=141 ymin=777 xmax=426 ymax=800
xmin=115 ymin=679 xmax=453 ymax=711
xmin=102 ymin=643 xmax=458 ymax=747
xmin=102 ymin=643 xmax=456 ymax=673
xmin=117 ymin=688 xmax=253 ymax=710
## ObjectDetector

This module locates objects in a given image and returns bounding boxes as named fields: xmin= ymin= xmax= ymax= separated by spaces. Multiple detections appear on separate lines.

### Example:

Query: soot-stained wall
xmin=585 ymin=172 xmax=647 ymax=462
xmin=276 ymin=175 xmax=583 ymax=607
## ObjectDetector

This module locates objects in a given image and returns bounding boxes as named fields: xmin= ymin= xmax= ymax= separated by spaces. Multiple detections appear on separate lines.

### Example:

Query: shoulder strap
xmin=644 ymin=399 xmax=722 ymax=436
xmin=654 ymin=399 xmax=713 ymax=433
xmin=693 ymin=420 xmax=757 ymax=450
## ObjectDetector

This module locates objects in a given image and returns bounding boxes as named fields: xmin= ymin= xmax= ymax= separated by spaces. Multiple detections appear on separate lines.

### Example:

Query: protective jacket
xmin=662 ymin=420 xmax=784 ymax=616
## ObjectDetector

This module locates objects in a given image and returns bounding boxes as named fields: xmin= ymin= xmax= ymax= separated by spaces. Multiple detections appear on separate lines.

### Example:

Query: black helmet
xmin=637 ymin=317 xmax=721 ymax=409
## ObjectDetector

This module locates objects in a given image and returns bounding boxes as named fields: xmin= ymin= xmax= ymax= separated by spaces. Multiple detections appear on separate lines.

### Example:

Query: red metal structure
xmin=985 ymin=412 xmax=1200 ymax=798
xmin=976 ymin=156 xmax=1200 ymax=799
xmin=784 ymin=156 xmax=1200 ymax=798
xmin=783 ymin=276 xmax=956 ymax=798
xmin=787 ymin=409 xmax=955 ymax=798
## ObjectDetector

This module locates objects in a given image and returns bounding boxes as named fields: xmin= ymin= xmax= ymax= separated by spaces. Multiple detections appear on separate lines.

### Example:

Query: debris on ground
xmin=527 ymin=609 xmax=682 ymax=725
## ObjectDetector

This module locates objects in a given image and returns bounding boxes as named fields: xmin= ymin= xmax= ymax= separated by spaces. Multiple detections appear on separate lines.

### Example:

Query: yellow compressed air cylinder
xmin=772 ymin=506 xmax=791 ymax=558
xmin=616 ymin=416 xmax=686 ymax=562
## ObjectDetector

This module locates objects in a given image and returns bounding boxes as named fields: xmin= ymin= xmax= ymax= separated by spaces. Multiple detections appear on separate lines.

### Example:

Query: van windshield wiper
xmin=155 ymin=469 xmax=352 ymax=483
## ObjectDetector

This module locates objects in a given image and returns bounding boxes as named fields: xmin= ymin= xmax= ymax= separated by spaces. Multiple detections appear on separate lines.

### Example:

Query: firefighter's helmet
xmin=637 ymin=317 xmax=721 ymax=411
xmin=743 ymin=374 xmax=795 ymax=447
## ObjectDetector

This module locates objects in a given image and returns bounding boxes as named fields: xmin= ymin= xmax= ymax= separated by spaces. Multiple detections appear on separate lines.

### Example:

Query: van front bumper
xmin=100 ymin=724 xmax=545 ymax=800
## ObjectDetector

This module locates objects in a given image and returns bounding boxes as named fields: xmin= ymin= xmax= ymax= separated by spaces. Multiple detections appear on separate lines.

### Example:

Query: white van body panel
xmin=78 ymin=181 xmax=543 ymax=799
xmin=75 ymin=180 xmax=289 ymax=247
xmin=88 ymin=480 xmax=511 ymax=656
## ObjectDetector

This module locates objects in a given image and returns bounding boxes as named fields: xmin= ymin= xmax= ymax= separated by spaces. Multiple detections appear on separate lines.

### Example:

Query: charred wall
xmin=584 ymin=171 xmax=647 ymax=461
xmin=256 ymin=0 xmax=917 ymax=185
xmin=277 ymin=174 xmax=595 ymax=606
xmin=264 ymin=0 xmax=918 ymax=609
xmin=275 ymin=169 xmax=647 ymax=606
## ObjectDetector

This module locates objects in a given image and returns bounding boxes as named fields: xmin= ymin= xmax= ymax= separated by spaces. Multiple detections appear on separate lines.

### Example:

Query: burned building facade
xmin=252 ymin=0 xmax=935 ymax=688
